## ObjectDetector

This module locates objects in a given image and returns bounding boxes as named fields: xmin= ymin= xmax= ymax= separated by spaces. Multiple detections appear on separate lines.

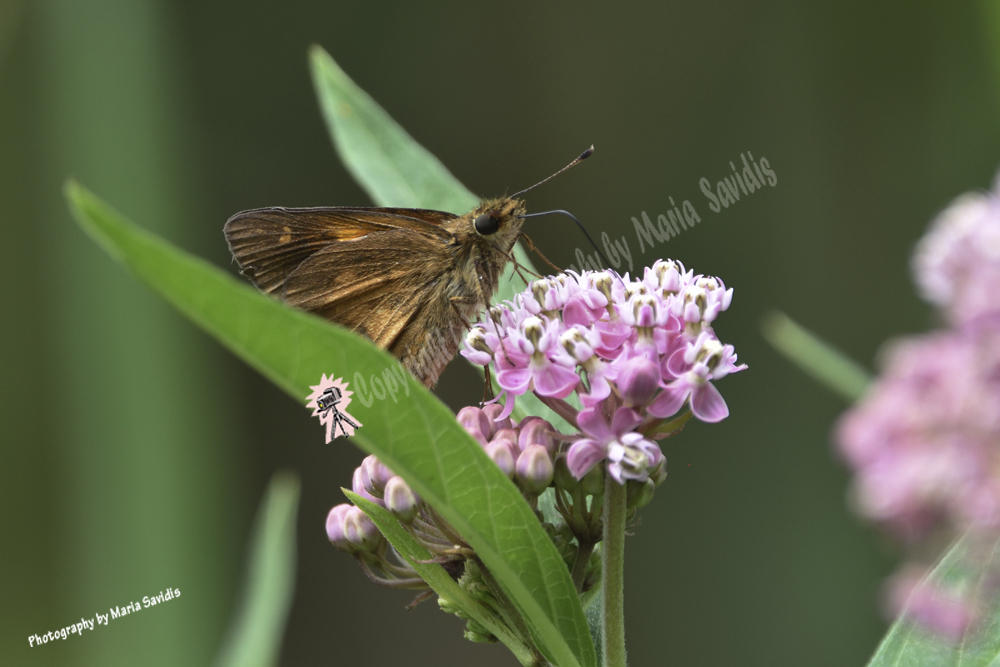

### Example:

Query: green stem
xmin=602 ymin=476 xmax=627 ymax=667
xmin=571 ymin=539 xmax=596 ymax=592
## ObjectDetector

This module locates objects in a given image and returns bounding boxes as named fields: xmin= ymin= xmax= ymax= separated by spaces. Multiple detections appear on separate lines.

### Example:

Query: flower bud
xmin=516 ymin=445 xmax=554 ymax=494
xmin=464 ymin=619 xmax=496 ymax=643
xmin=486 ymin=440 xmax=515 ymax=477
xmin=384 ymin=476 xmax=420 ymax=523
xmin=438 ymin=596 xmax=462 ymax=617
xmin=325 ymin=504 xmax=355 ymax=552
xmin=648 ymin=457 xmax=668 ymax=486
xmin=628 ymin=479 xmax=656 ymax=509
xmin=343 ymin=506 xmax=383 ymax=553
xmin=518 ymin=418 xmax=556 ymax=456
xmin=361 ymin=455 xmax=394 ymax=497
xmin=457 ymin=406 xmax=490 ymax=446
xmin=352 ymin=467 xmax=385 ymax=507
xmin=553 ymin=454 xmax=579 ymax=491
xmin=617 ymin=356 xmax=661 ymax=407
xmin=491 ymin=428 xmax=520 ymax=457
xmin=581 ymin=462 xmax=606 ymax=496
xmin=481 ymin=403 xmax=512 ymax=435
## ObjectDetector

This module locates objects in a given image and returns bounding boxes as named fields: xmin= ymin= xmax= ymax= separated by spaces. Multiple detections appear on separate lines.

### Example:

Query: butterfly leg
xmin=520 ymin=232 xmax=562 ymax=273
xmin=449 ymin=296 xmax=496 ymax=404
xmin=482 ymin=364 xmax=495 ymax=404
xmin=448 ymin=296 xmax=478 ymax=331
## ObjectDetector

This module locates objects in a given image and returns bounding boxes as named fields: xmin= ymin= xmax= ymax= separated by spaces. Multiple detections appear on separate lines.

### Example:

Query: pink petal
xmin=496 ymin=392 xmax=517 ymax=421
xmin=597 ymin=320 xmax=632 ymax=350
xmin=647 ymin=382 xmax=690 ymax=418
xmin=460 ymin=348 xmax=493 ymax=366
xmin=666 ymin=347 xmax=689 ymax=377
xmin=533 ymin=363 xmax=580 ymax=398
xmin=566 ymin=440 xmax=607 ymax=479
xmin=497 ymin=367 xmax=532 ymax=394
xmin=563 ymin=298 xmax=595 ymax=326
xmin=691 ymin=382 xmax=729 ymax=422
xmin=611 ymin=407 xmax=643 ymax=436
xmin=578 ymin=408 xmax=614 ymax=442
xmin=580 ymin=373 xmax=612 ymax=407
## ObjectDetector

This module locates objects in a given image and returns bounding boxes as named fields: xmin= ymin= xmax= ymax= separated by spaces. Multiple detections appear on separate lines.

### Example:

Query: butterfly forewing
xmin=224 ymin=207 xmax=456 ymax=293
xmin=224 ymin=206 xmax=468 ymax=386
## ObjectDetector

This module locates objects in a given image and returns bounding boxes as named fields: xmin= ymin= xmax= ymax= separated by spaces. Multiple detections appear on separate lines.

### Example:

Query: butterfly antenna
xmin=510 ymin=146 xmax=594 ymax=198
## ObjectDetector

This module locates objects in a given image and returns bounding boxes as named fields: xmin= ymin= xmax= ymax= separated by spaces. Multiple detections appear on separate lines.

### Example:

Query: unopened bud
xmin=516 ymin=445 xmax=554 ymax=494
xmin=438 ymin=596 xmax=462 ymax=616
xmin=518 ymin=418 xmax=556 ymax=456
xmin=628 ymin=479 xmax=656 ymax=509
xmin=486 ymin=441 xmax=515 ymax=477
xmin=384 ymin=476 xmax=420 ymax=523
xmin=649 ymin=457 xmax=668 ymax=486
xmin=464 ymin=619 xmax=496 ymax=643
xmin=553 ymin=454 xmax=579 ymax=491
xmin=581 ymin=463 xmax=606 ymax=497
xmin=361 ymin=455 xmax=394 ymax=497
xmin=352 ymin=467 xmax=385 ymax=507
xmin=325 ymin=504 xmax=355 ymax=552
xmin=343 ymin=506 xmax=383 ymax=553
xmin=457 ymin=406 xmax=490 ymax=446
xmin=481 ymin=403 xmax=512 ymax=435
xmin=490 ymin=428 xmax=520 ymax=458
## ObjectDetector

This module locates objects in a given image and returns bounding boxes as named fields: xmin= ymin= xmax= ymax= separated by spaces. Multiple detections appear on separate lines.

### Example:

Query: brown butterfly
xmin=224 ymin=147 xmax=594 ymax=388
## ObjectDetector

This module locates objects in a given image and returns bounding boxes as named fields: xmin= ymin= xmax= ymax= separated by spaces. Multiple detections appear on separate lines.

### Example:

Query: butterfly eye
xmin=474 ymin=213 xmax=500 ymax=235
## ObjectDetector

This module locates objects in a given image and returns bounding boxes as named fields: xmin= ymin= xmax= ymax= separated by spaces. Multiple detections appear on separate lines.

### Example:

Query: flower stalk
xmin=602 ymin=474 xmax=628 ymax=667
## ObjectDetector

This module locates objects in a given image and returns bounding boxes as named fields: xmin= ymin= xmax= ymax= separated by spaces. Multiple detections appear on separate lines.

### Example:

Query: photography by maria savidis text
xmin=27 ymin=587 xmax=181 ymax=647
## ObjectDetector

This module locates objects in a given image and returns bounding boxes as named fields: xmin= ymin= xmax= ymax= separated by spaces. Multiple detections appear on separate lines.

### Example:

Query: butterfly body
xmin=224 ymin=196 xmax=526 ymax=387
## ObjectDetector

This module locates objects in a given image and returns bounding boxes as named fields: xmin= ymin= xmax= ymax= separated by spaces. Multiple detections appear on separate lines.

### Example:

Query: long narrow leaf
xmin=345 ymin=491 xmax=537 ymax=666
xmin=761 ymin=310 xmax=872 ymax=402
xmin=214 ymin=472 xmax=300 ymax=667
xmin=66 ymin=182 xmax=596 ymax=667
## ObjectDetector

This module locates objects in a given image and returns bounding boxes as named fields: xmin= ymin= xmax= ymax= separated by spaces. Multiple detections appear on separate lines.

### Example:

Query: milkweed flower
xmin=461 ymin=260 xmax=746 ymax=482
xmin=835 ymin=170 xmax=1000 ymax=640
xmin=326 ymin=261 xmax=745 ymax=655
xmin=913 ymin=174 xmax=1000 ymax=329
xmin=836 ymin=329 xmax=1000 ymax=540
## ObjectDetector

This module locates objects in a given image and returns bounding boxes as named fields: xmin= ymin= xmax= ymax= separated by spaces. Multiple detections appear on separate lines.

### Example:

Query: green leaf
xmin=761 ymin=310 xmax=872 ymax=402
xmin=214 ymin=472 xmax=300 ymax=667
xmin=345 ymin=491 xmax=537 ymax=666
xmin=66 ymin=182 xmax=597 ymax=667
xmin=307 ymin=46 xmax=570 ymax=430
xmin=866 ymin=531 xmax=1000 ymax=667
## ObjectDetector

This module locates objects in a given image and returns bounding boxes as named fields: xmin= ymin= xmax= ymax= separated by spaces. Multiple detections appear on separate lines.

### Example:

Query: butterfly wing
xmin=224 ymin=206 xmax=457 ymax=294
xmin=224 ymin=207 xmax=469 ymax=386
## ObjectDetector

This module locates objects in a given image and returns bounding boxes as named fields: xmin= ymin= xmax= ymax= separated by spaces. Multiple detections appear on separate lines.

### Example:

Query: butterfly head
xmin=470 ymin=197 xmax=527 ymax=251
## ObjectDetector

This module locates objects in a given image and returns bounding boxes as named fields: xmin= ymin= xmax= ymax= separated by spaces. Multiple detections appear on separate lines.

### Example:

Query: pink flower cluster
xmin=836 ymin=173 xmax=1000 ymax=639
xmin=837 ymin=330 xmax=1000 ymax=539
xmin=461 ymin=260 xmax=745 ymax=483
xmin=912 ymin=175 xmax=1000 ymax=329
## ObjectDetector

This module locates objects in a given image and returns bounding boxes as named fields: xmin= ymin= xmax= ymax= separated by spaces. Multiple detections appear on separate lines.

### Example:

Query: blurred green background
xmin=3 ymin=1 xmax=999 ymax=665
